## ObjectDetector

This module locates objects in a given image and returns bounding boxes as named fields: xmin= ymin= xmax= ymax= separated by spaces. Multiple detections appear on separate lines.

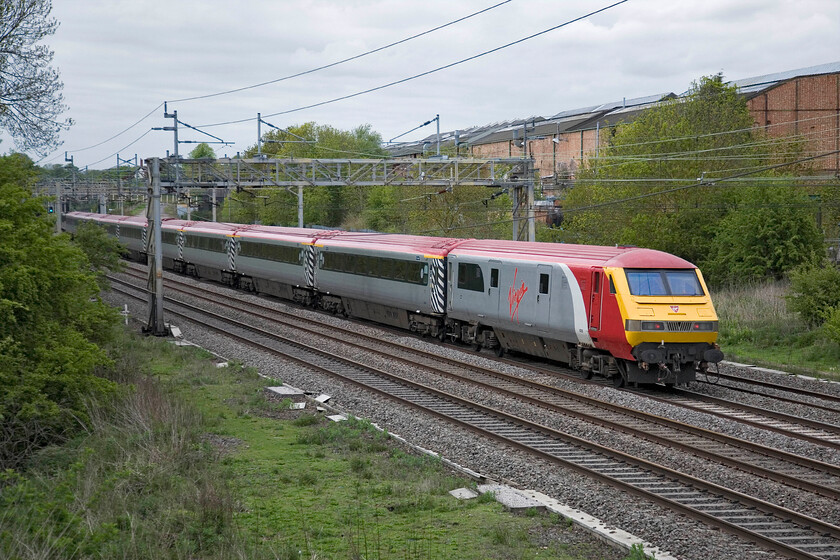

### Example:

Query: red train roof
xmin=450 ymin=239 xmax=696 ymax=269
xmin=69 ymin=214 xmax=694 ymax=268
xmin=237 ymin=224 xmax=326 ymax=244
xmin=315 ymin=231 xmax=469 ymax=257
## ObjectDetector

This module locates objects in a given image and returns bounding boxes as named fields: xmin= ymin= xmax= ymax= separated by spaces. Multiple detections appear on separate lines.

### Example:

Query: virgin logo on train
xmin=670 ymin=305 xmax=680 ymax=312
xmin=508 ymin=268 xmax=528 ymax=323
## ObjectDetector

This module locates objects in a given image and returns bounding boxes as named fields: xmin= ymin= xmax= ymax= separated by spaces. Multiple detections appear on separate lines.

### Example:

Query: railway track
xmin=697 ymin=369 xmax=840 ymax=414
xmin=111 ymin=269 xmax=840 ymax=559
xmin=630 ymin=387 xmax=840 ymax=451
xmin=121 ymin=266 xmax=840 ymax=452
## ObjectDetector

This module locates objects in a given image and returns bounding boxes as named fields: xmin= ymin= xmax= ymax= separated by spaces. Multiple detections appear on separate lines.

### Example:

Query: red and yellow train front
xmin=588 ymin=252 xmax=723 ymax=384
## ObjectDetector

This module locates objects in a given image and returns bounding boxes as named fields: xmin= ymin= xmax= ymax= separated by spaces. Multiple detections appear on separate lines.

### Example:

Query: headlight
xmin=625 ymin=320 xmax=717 ymax=332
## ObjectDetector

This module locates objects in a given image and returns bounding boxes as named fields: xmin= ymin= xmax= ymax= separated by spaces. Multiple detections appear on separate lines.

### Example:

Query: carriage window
xmin=457 ymin=262 xmax=484 ymax=292
xmin=490 ymin=268 xmax=499 ymax=288
xmin=539 ymin=273 xmax=549 ymax=294
xmin=609 ymin=275 xmax=616 ymax=294
xmin=320 ymin=252 xmax=428 ymax=285
xmin=121 ymin=226 xmax=143 ymax=240
xmin=161 ymin=231 xmax=178 ymax=245
xmin=185 ymin=234 xmax=226 ymax=253
xmin=239 ymin=241 xmax=301 ymax=264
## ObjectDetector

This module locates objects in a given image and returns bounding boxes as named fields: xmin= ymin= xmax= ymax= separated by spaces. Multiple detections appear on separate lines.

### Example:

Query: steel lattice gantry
xmin=157 ymin=156 xmax=531 ymax=189
xmin=159 ymin=156 xmax=536 ymax=242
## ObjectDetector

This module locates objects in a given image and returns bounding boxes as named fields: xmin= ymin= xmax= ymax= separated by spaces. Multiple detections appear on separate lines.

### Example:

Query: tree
xmin=703 ymin=185 xmax=823 ymax=283
xmin=230 ymin=122 xmax=388 ymax=228
xmin=188 ymin=142 xmax=216 ymax=159
xmin=559 ymin=75 xmax=821 ymax=284
xmin=0 ymin=0 xmax=72 ymax=153
xmin=0 ymin=154 xmax=119 ymax=469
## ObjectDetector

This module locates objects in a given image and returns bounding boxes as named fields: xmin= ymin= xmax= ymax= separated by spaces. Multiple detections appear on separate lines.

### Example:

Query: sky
xmin=6 ymin=0 xmax=839 ymax=170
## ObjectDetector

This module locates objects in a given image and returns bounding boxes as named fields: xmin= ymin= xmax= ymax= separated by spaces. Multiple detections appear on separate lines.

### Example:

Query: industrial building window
xmin=239 ymin=240 xmax=301 ymax=264
xmin=321 ymin=252 xmax=428 ymax=285
xmin=539 ymin=273 xmax=549 ymax=294
xmin=490 ymin=268 xmax=499 ymax=288
xmin=457 ymin=262 xmax=484 ymax=292
xmin=185 ymin=234 xmax=226 ymax=253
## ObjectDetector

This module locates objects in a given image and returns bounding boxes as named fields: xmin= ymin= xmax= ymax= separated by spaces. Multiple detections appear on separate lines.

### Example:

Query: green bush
xmin=703 ymin=186 xmax=824 ymax=285
xmin=822 ymin=306 xmax=840 ymax=345
xmin=0 ymin=160 xmax=122 ymax=470
xmin=785 ymin=264 xmax=840 ymax=325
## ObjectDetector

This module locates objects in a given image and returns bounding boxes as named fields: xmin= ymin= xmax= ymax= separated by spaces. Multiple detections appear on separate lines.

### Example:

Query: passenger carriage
xmin=311 ymin=232 xmax=464 ymax=336
xmin=233 ymin=225 xmax=325 ymax=305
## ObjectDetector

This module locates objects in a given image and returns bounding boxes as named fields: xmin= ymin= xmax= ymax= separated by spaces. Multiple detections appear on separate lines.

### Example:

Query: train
xmin=64 ymin=211 xmax=724 ymax=387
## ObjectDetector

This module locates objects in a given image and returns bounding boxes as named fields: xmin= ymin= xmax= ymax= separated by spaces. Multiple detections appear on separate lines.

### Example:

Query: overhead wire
xmin=49 ymin=2 xmax=515 ymax=168
xmin=197 ymin=0 xmax=630 ymax=128
xmin=167 ymin=1 xmax=514 ymax=104
xmin=85 ymin=129 xmax=155 ymax=168
xmin=561 ymin=149 xmax=840 ymax=215
xmin=37 ymin=102 xmax=165 ymax=166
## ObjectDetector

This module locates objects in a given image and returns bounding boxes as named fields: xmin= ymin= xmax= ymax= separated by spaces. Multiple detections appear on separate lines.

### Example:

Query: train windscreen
xmin=624 ymin=269 xmax=704 ymax=296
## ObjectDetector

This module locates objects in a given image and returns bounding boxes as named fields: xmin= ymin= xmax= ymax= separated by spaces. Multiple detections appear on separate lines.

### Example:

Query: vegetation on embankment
xmin=1 ymin=329 xmax=626 ymax=560
xmin=715 ymin=278 xmax=840 ymax=380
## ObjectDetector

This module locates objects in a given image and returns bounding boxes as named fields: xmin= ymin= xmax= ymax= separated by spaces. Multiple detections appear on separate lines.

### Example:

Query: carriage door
xmin=588 ymin=269 xmax=603 ymax=332
xmin=488 ymin=260 xmax=502 ymax=322
xmin=535 ymin=265 xmax=552 ymax=331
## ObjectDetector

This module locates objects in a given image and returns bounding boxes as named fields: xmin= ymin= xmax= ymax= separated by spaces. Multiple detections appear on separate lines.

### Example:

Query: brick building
xmin=387 ymin=62 xmax=840 ymax=190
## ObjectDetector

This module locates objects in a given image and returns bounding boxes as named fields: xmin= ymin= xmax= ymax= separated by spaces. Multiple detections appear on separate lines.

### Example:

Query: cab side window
xmin=539 ymin=273 xmax=549 ymax=294
xmin=490 ymin=268 xmax=499 ymax=288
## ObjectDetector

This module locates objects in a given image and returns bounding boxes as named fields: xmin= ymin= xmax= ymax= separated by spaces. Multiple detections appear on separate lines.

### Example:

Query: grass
xmin=1 ymin=328 xmax=626 ymax=560
xmin=713 ymin=280 xmax=840 ymax=380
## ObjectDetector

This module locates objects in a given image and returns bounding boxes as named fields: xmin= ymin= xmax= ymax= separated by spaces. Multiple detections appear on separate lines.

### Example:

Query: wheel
xmin=494 ymin=345 xmax=505 ymax=358
xmin=612 ymin=373 xmax=626 ymax=388
xmin=472 ymin=343 xmax=482 ymax=352
xmin=582 ymin=369 xmax=593 ymax=380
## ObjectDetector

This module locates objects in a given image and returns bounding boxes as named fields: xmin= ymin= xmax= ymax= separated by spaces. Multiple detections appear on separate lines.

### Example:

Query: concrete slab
xmin=315 ymin=394 xmax=332 ymax=403
xmin=267 ymin=385 xmax=305 ymax=396
xmin=449 ymin=488 xmax=479 ymax=500
xmin=477 ymin=484 xmax=544 ymax=512
xmin=289 ymin=402 xmax=306 ymax=410
xmin=519 ymin=489 xmax=678 ymax=560
xmin=327 ymin=414 xmax=347 ymax=422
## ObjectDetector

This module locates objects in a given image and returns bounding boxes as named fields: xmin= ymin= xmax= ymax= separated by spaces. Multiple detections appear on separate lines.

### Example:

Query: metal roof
xmin=384 ymin=62 xmax=839 ymax=156
xmin=550 ymin=93 xmax=674 ymax=119
xmin=731 ymin=61 xmax=840 ymax=95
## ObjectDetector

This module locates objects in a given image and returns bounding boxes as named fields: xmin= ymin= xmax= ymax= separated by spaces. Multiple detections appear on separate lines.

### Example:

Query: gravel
xmin=107 ymin=271 xmax=840 ymax=560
